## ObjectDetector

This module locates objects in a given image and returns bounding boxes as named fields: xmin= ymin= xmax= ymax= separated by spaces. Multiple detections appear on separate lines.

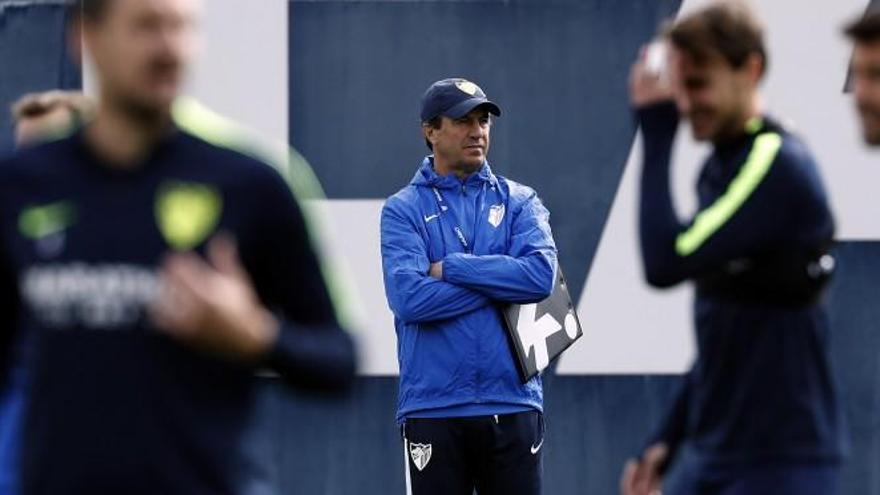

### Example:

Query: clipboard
xmin=502 ymin=268 xmax=583 ymax=382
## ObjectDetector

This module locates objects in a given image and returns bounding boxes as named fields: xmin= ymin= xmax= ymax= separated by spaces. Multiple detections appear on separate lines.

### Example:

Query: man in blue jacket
xmin=381 ymin=78 xmax=558 ymax=495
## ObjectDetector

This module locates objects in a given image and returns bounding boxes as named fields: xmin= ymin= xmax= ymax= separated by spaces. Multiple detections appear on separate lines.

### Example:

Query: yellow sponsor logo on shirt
xmin=155 ymin=181 xmax=223 ymax=251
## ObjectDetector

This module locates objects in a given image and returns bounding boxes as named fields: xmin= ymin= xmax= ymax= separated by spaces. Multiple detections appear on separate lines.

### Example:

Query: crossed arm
xmin=381 ymin=192 xmax=558 ymax=325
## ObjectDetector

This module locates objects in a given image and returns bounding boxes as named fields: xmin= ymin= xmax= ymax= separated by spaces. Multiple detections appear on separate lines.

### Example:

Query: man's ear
xmin=745 ymin=52 xmax=764 ymax=84
xmin=423 ymin=124 xmax=437 ymax=147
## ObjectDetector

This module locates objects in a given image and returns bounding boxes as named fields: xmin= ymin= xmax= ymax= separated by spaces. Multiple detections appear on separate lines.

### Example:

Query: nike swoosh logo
xmin=530 ymin=438 xmax=544 ymax=455
xmin=19 ymin=201 xmax=76 ymax=240
xmin=424 ymin=214 xmax=440 ymax=223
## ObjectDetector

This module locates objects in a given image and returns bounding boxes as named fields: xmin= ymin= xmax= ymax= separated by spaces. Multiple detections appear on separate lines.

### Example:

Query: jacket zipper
xmin=464 ymin=180 xmax=482 ymax=401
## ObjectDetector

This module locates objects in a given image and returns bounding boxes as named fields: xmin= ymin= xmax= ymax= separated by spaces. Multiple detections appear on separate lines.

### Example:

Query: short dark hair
xmin=664 ymin=1 xmax=768 ymax=77
xmin=845 ymin=11 xmax=880 ymax=43
xmin=78 ymin=0 xmax=114 ymax=23
xmin=422 ymin=116 xmax=442 ymax=151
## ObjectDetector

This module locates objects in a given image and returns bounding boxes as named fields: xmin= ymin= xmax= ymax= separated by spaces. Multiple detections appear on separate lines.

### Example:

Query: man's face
xmin=670 ymin=48 xmax=756 ymax=143
xmin=851 ymin=41 xmax=880 ymax=145
xmin=15 ymin=106 xmax=75 ymax=148
xmin=83 ymin=0 xmax=199 ymax=116
xmin=426 ymin=107 xmax=492 ymax=174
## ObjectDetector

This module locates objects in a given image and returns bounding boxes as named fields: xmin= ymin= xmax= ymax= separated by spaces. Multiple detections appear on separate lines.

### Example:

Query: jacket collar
xmin=410 ymin=156 xmax=497 ymax=190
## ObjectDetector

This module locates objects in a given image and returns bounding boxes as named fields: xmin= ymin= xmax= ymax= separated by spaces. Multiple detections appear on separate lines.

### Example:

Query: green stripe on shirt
xmin=675 ymin=132 xmax=783 ymax=257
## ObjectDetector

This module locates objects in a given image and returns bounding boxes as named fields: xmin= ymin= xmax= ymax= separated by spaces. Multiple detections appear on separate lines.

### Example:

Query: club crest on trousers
xmin=409 ymin=443 xmax=432 ymax=471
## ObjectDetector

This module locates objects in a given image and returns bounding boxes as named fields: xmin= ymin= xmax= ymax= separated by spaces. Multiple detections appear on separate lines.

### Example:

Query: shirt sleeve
xmin=644 ymin=373 xmax=690 ymax=474
xmin=637 ymin=102 xmax=810 ymax=288
xmin=243 ymin=168 xmax=356 ymax=391
xmin=441 ymin=189 xmax=558 ymax=303
xmin=0 ymin=215 xmax=20 ymax=390
xmin=381 ymin=197 xmax=491 ymax=324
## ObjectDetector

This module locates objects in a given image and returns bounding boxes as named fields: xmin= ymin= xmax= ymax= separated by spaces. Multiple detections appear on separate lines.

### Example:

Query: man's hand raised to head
xmin=630 ymin=43 xmax=676 ymax=108
xmin=150 ymin=234 xmax=279 ymax=363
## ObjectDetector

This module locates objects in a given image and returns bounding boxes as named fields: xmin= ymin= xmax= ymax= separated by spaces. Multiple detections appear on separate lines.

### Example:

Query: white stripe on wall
xmin=558 ymin=0 xmax=877 ymax=374
xmin=187 ymin=0 xmax=288 ymax=145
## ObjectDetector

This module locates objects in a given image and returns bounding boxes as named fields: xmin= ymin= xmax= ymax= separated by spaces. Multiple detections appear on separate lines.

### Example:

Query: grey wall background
xmin=290 ymin=0 xmax=681 ymax=303
xmin=0 ymin=0 xmax=78 ymax=152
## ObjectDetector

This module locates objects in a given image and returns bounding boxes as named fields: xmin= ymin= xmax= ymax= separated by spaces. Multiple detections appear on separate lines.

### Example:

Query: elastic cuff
xmin=441 ymin=252 xmax=467 ymax=283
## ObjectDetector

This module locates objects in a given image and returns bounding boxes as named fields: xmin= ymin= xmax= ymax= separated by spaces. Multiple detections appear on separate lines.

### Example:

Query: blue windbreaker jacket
xmin=381 ymin=157 xmax=558 ymax=423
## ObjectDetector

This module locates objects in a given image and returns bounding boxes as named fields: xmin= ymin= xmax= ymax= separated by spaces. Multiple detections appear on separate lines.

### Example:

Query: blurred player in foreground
xmin=621 ymin=3 xmax=846 ymax=494
xmin=0 ymin=0 xmax=355 ymax=493
xmin=0 ymin=89 xmax=95 ymax=495
xmin=845 ymin=10 xmax=880 ymax=148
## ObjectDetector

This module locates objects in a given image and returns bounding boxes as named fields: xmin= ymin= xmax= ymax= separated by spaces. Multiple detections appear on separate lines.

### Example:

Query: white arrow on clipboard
xmin=516 ymin=304 xmax=563 ymax=371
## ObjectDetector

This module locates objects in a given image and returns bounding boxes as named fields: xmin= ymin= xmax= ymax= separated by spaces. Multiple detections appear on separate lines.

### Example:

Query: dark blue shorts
xmin=401 ymin=410 xmax=543 ymax=495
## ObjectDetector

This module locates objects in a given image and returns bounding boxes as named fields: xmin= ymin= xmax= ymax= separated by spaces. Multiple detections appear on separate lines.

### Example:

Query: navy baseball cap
xmin=420 ymin=78 xmax=501 ymax=122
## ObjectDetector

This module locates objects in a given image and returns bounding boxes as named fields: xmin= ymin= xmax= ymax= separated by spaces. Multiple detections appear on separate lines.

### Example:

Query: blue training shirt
xmin=637 ymin=102 xmax=847 ymax=467
xmin=0 ymin=128 xmax=355 ymax=494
